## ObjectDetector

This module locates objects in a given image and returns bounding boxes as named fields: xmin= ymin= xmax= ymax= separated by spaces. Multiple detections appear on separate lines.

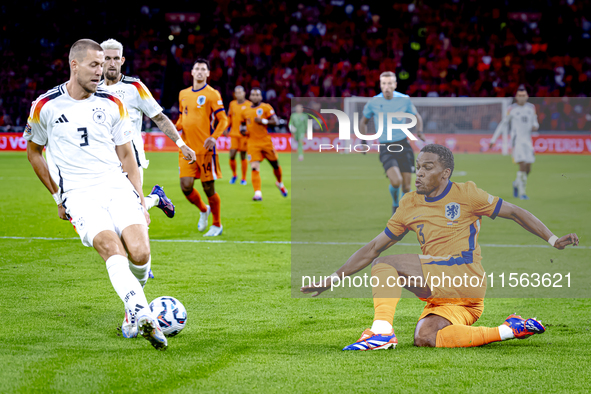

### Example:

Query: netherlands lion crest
xmin=445 ymin=202 xmax=460 ymax=220
xmin=256 ymin=108 xmax=264 ymax=116
xmin=197 ymin=95 xmax=206 ymax=106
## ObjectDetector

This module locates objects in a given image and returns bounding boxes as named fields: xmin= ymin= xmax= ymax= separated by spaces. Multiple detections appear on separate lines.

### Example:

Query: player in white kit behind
xmin=98 ymin=39 xmax=196 ymax=337
xmin=24 ymin=39 xmax=167 ymax=350
xmin=98 ymin=39 xmax=196 ymax=218
xmin=490 ymin=86 xmax=539 ymax=200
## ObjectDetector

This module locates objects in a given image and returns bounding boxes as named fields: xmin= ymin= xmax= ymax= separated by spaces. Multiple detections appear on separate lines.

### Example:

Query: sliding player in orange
xmin=240 ymin=88 xmax=287 ymax=201
xmin=225 ymin=86 xmax=251 ymax=185
xmin=302 ymin=144 xmax=579 ymax=350
xmin=176 ymin=59 xmax=229 ymax=236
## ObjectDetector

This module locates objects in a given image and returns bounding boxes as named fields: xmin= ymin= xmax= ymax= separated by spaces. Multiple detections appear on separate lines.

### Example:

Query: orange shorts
xmin=179 ymin=150 xmax=221 ymax=181
xmin=417 ymin=253 xmax=486 ymax=325
xmin=248 ymin=141 xmax=278 ymax=162
xmin=418 ymin=300 xmax=484 ymax=326
xmin=230 ymin=135 xmax=248 ymax=152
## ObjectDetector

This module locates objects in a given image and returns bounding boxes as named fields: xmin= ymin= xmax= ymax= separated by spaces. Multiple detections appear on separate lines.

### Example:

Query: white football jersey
xmin=98 ymin=75 xmax=163 ymax=169
xmin=23 ymin=83 xmax=134 ymax=193
xmin=492 ymin=102 xmax=539 ymax=147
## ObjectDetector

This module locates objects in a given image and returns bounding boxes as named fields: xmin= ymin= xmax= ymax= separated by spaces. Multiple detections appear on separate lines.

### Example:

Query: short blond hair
xmin=380 ymin=71 xmax=396 ymax=79
xmin=69 ymin=39 xmax=103 ymax=63
xmin=100 ymin=38 xmax=124 ymax=55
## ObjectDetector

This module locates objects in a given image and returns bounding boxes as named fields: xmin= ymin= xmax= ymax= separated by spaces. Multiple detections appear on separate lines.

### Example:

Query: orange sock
xmin=230 ymin=159 xmax=237 ymax=177
xmin=241 ymin=159 xmax=248 ymax=180
xmin=252 ymin=170 xmax=261 ymax=191
xmin=273 ymin=167 xmax=282 ymax=183
xmin=372 ymin=263 xmax=401 ymax=324
xmin=186 ymin=189 xmax=207 ymax=212
xmin=435 ymin=325 xmax=502 ymax=348
xmin=207 ymin=193 xmax=221 ymax=227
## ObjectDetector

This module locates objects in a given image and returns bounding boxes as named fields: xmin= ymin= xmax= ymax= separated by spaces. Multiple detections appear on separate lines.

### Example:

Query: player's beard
xmin=104 ymin=69 xmax=119 ymax=82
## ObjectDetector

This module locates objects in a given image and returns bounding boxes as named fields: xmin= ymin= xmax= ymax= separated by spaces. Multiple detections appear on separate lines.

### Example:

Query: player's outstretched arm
xmin=300 ymin=231 xmax=397 ymax=296
xmin=26 ymin=141 xmax=67 ymax=220
xmin=489 ymin=114 xmax=509 ymax=148
xmin=151 ymin=112 xmax=196 ymax=164
xmin=115 ymin=142 xmax=150 ymax=225
xmin=497 ymin=201 xmax=579 ymax=249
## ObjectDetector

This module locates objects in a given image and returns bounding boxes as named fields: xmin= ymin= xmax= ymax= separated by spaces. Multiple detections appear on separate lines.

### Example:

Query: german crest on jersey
xmin=256 ymin=108 xmax=264 ymax=116
xmin=445 ymin=202 xmax=460 ymax=220
xmin=92 ymin=108 xmax=106 ymax=124
xmin=197 ymin=95 xmax=206 ymax=106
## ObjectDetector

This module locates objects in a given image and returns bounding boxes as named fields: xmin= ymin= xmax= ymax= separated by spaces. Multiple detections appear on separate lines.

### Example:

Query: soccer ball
xmin=149 ymin=296 xmax=187 ymax=337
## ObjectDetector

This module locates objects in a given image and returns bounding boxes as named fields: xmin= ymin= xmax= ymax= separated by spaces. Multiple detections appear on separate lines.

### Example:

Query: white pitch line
xmin=0 ymin=236 xmax=588 ymax=249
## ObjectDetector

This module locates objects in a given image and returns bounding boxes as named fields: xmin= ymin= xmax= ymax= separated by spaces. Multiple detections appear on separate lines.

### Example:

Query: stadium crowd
xmin=1 ymin=0 xmax=591 ymax=130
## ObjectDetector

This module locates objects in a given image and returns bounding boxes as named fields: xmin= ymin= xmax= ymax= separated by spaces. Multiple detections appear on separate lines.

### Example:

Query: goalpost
xmin=343 ymin=97 xmax=512 ymax=155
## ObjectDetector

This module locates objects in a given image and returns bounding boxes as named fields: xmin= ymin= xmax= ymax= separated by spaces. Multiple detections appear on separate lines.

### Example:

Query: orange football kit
xmin=241 ymin=102 xmax=284 ymax=194
xmin=227 ymin=99 xmax=252 ymax=181
xmin=176 ymin=84 xmax=228 ymax=227
xmin=374 ymin=181 xmax=506 ymax=347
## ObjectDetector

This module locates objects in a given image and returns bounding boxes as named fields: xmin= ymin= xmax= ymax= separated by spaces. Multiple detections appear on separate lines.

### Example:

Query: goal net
xmin=343 ymin=97 xmax=512 ymax=154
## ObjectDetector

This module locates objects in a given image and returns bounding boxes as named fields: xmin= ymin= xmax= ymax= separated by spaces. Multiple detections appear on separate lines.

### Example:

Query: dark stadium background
xmin=1 ymin=0 xmax=590 ymax=131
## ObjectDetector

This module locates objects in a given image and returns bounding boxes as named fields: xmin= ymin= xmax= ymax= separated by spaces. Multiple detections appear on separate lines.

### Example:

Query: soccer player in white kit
xmin=24 ymin=39 xmax=167 ymax=350
xmin=490 ymin=86 xmax=539 ymax=200
xmin=98 ymin=39 xmax=196 ymax=217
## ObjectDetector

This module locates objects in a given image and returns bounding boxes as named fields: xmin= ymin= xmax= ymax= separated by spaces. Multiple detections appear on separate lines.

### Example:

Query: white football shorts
xmin=512 ymin=142 xmax=535 ymax=164
xmin=63 ymin=178 xmax=147 ymax=247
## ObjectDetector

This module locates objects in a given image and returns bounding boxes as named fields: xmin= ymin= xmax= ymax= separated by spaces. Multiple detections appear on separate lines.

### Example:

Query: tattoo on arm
xmin=152 ymin=112 xmax=181 ymax=142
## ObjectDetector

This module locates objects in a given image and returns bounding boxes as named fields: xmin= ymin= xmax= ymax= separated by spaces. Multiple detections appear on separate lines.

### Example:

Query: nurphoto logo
xmin=303 ymin=107 xmax=418 ymax=152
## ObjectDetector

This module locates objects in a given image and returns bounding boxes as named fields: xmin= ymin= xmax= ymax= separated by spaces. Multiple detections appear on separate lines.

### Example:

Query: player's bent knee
xmin=128 ymin=249 xmax=150 ymax=265
xmin=388 ymin=177 xmax=402 ymax=188
xmin=93 ymin=231 xmax=126 ymax=261
xmin=414 ymin=334 xmax=436 ymax=347
xmin=180 ymin=178 xmax=194 ymax=195
xmin=126 ymin=240 xmax=150 ymax=265
xmin=202 ymin=181 xmax=215 ymax=196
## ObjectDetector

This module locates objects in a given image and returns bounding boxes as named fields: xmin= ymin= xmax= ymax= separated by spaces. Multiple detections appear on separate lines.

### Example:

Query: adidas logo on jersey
xmin=54 ymin=114 xmax=69 ymax=124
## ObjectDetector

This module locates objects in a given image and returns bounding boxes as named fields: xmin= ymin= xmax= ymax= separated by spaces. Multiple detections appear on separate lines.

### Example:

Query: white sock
xmin=514 ymin=171 xmax=521 ymax=186
xmin=370 ymin=320 xmax=393 ymax=334
xmin=498 ymin=324 xmax=514 ymax=340
xmin=145 ymin=194 xmax=159 ymax=211
xmin=521 ymin=172 xmax=528 ymax=195
xmin=128 ymin=256 xmax=151 ymax=288
xmin=516 ymin=171 xmax=526 ymax=196
xmin=106 ymin=255 xmax=151 ymax=318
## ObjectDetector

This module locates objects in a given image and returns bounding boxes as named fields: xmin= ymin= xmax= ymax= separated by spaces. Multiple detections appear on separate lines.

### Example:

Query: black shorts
xmin=378 ymin=138 xmax=415 ymax=174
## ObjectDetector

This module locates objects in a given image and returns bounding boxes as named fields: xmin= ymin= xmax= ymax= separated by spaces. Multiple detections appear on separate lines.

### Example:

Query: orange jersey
xmin=176 ymin=84 xmax=225 ymax=154
xmin=228 ymin=99 xmax=252 ymax=137
xmin=386 ymin=181 xmax=503 ymax=265
xmin=241 ymin=102 xmax=275 ymax=143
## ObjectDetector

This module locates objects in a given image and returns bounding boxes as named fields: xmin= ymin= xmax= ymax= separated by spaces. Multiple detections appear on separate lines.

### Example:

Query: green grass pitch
xmin=0 ymin=151 xmax=590 ymax=393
